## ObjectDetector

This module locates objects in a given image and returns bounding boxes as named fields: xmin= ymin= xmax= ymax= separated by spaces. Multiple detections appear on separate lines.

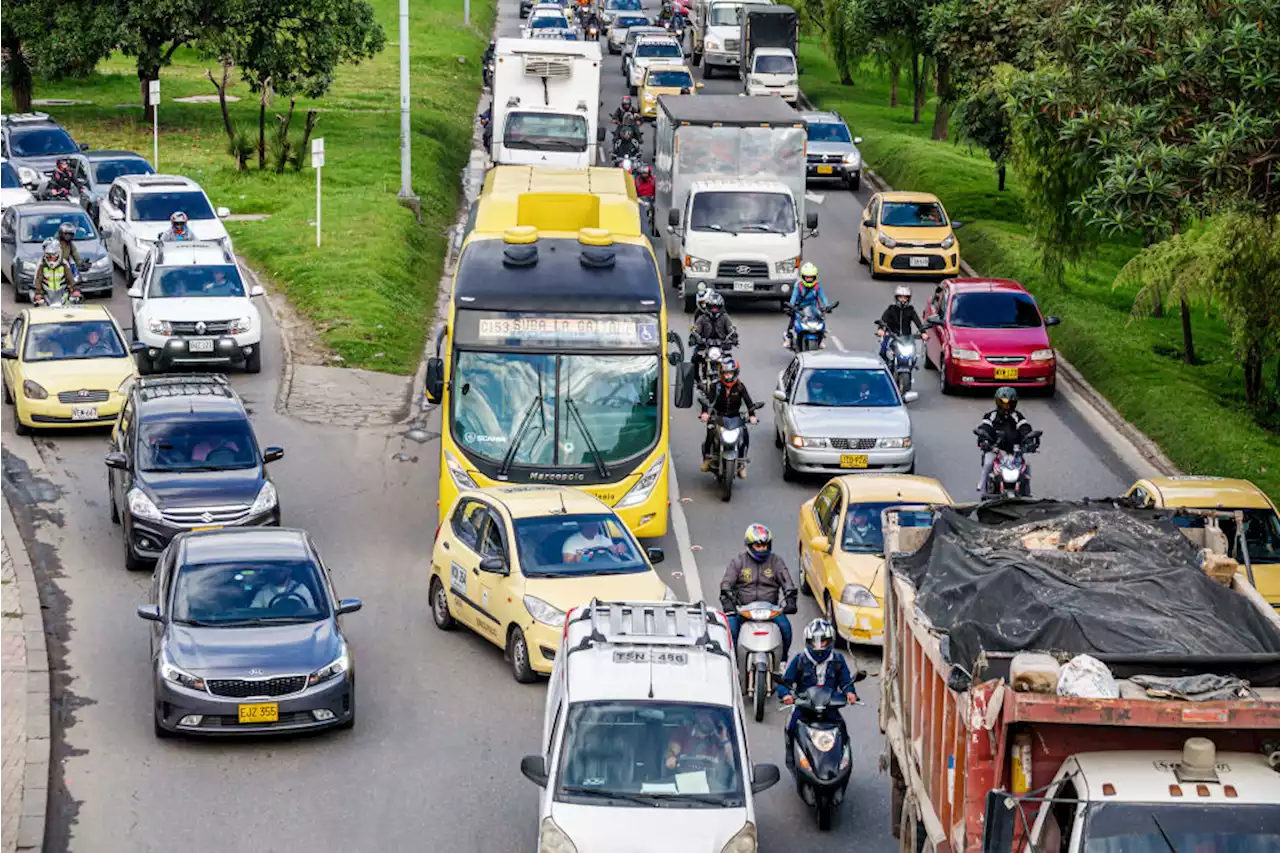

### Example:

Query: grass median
xmin=798 ymin=37 xmax=1280 ymax=502
xmin=3 ymin=0 xmax=495 ymax=374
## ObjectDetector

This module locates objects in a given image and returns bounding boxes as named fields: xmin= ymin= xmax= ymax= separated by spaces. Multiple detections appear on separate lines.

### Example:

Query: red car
xmin=923 ymin=278 xmax=1061 ymax=396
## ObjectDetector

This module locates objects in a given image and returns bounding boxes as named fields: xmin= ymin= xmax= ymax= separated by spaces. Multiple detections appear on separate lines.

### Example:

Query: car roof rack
xmin=135 ymin=373 xmax=236 ymax=402
xmin=155 ymin=240 xmax=234 ymax=265
xmin=0 ymin=113 xmax=54 ymax=125
xmin=564 ymin=599 xmax=730 ymax=661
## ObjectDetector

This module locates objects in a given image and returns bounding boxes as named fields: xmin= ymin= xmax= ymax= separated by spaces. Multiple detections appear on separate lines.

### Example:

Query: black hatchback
xmin=106 ymin=374 xmax=283 ymax=570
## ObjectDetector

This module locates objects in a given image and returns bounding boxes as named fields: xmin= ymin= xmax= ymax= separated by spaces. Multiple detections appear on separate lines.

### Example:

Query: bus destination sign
xmin=475 ymin=315 xmax=660 ymax=348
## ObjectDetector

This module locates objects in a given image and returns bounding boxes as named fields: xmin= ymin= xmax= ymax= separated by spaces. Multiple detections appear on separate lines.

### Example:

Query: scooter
xmin=732 ymin=598 xmax=792 ymax=721
xmin=876 ymin=322 xmax=925 ymax=394
xmin=785 ymin=301 xmax=839 ymax=353
xmin=788 ymin=677 xmax=867 ymax=831
xmin=975 ymin=429 xmax=1042 ymax=497
xmin=703 ymin=401 xmax=763 ymax=501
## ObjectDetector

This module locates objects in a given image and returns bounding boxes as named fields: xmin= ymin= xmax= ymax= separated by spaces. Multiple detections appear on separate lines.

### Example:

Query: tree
xmin=953 ymin=78 xmax=1012 ymax=189
xmin=2 ymin=0 xmax=120 ymax=110
xmin=837 ymin=0 xmax=934 ymax=122
xmin=114 ymin=0 xmax=231 ymax=121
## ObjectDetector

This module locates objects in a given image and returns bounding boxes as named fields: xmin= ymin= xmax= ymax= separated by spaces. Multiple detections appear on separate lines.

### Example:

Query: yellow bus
xmin=425 ymin=166 xmax=693 ymax=538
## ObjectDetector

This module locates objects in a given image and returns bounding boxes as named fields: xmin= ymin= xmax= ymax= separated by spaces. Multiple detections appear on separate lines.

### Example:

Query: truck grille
xmin=724 ymin=39 xmax=740 ymax=53
xmin=159 ymin=504 xmax=253 ymax=527
xmin=169 ymin=320 xmax=233 ymax=336
xmin=830 ymin=438 xmax=877 ymax=451
xmin=717 ymin=260 xmax=769 ymax=278
xmin=206 ymin=675 xmax=308 ymax=698
xmin=57 ymin=389 xmax=109 ymax=403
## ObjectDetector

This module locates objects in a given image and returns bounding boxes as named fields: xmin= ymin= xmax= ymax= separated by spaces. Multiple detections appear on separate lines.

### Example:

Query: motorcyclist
xmin=877 ymin=284 xmax=928 ymax=360
xmin=56 ymin=221 xmax=84 ymax=277
xmin=160 ymin=211 xmax=194 ymax=242
xmin=699 ymin=357 xmax=756 ymax=477
xmin=975 ymin=386 xmax=1036 ymax=494
xmin=784 ymin=261 xmax=831 ymax=348
xmin=482 ymin=41 xmax=495 ymax=86
xmin=480 ymin=107 xmax=493 ymax=151
xmin=32 ymin=239 xmax=80 ymax=305
xmin=613 ymin=124 xmax=641 ymax=162
xmin=634 ymin=164 xmax=655 ymax=199
xmin=46 ymin=158 xmax=81 ymax=199
xmin=777 ymin=619 xmax=859 ymax=771
xmin=611 ymin=96 xmax=637 ymax=125
xmin=719 ymin=524 xmax=797 ymax=658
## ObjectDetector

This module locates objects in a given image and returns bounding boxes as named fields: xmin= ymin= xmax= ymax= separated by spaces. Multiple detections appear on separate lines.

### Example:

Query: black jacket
xmin=720 ymin=551 xmax=796 ymax=607
xmin=976 ymin=409 xmax=1033 ymax=452
xmin=879 ymin=303 xmax=926 ymax=336
xmin=692 ymin=313 xmax=735 ymax=346
xmin=702 ymin=380 xmax=754 ymax=417
xmin=48 ymin=168 xmax=80 ymax=194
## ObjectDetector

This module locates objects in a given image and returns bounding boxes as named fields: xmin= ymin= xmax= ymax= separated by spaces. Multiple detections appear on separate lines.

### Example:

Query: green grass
xmin=3 ymin=0 xmax=496 ymax=374
xmin=798 ymin=37 xmax=1280 ymax=503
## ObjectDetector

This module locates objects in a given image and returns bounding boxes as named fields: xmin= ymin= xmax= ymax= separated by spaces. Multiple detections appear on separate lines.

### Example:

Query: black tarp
xmin=896 ymin=501 xmax=1280 ymax=682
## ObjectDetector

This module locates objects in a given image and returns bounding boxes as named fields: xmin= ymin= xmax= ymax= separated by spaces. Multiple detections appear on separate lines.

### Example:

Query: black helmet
xmin=705 ymin=291 xmax=724 ymax=315
xmin=718 ymin=357 xmax=739 ymax=385
xmin=58 ymin=222 xmax=76 ymax=241
xmin=995 ymin=386 xmax=1018 ymax=415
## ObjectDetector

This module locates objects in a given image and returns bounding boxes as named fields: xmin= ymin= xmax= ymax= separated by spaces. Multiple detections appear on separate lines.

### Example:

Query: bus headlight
xmin=444 ymin=451 xmax=479 ymax=490
xmin=616 ymin=454 xmax=665 ymax=508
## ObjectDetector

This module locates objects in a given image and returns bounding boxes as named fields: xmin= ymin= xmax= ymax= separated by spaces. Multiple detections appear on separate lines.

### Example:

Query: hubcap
xmin=433 ymin=585 xmax=447 ymax=620
xmin=513 ymin=634 xmax=528 ymax=670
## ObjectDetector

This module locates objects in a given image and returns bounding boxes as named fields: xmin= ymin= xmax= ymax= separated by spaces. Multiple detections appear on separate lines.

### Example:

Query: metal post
xmin=149 ymin=80 xmax=160 ymax=170
xmin=312 ymin=138 xmax=325 ymax=247
xmin=465 ymin=0 xmax=471 ymax=25
xmin=316 ymin=165 xmax=322 ymax=248
xmin=398 ymin=0 xmax=413 ymax=200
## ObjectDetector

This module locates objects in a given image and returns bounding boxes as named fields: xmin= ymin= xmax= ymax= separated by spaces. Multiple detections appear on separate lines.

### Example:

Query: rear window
xmin=19 ymin=210 xmax=96 ymax=243
xmin=637 ymin=41 xmax=682 ymax=58
xmin=531 ymin=14 xmax=566 ymax=27
xmin=949 ymin=292 xmax=1043 ymax=329
xmin=129 ymin=190 xmax=215 ymax=222
xmin=608 ymin=0 xmax=643 ymax=9
xmin=91 ymin=158 xmax=154 ymax=185
xmin=8 ymin=126 xmax=78 ymax=158
xmin=617 ymin=15 xmax=649 ymax=26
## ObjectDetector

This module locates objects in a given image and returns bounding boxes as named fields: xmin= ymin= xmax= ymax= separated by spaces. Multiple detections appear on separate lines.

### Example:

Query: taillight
xmin=434 ymin=523 xmax=442 ymax=543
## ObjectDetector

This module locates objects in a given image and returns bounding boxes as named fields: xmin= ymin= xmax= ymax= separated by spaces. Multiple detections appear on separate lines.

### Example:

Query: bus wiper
xmin=562 ymin=358 xmax=609 ymax=478
xmin=1150 ymin=813 xmax=1181 ymax=853
xmin=499 ymin=365 xmax=547 ymax=479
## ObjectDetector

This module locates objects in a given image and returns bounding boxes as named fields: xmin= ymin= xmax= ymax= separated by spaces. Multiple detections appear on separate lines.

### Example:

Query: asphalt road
xmin=0 ymin=2 xmax=1137 ymax=850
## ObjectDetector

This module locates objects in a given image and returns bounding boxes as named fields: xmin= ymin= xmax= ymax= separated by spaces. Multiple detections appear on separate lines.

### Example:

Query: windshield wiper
xmin=562 ymin=359 xmax=609 ymax=478
xmin=738 ymin=224 xmax=781 ymax=233
xmin=1150 ymin=813 xmax=1181 ymax=853
xmin=644 ymin=792 xmax=739 ymax=807
xmin=498 ymin=364 xmax=548 ymax=479
xmin=173 ymin=618 xmax=223 ymax=627
xmin=560 ymin=786 xmax=659 ymax=807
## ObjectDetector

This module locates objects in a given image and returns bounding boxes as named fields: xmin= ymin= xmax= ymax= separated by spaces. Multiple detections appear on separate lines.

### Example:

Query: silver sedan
xmin=772 ymin=351 xmax=918 ymax=480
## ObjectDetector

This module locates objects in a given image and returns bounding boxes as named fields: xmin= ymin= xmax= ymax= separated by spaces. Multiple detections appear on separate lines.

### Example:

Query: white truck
xmin=692 ymin=0 xmax=772 ymax=79
xmin=654 ymin=95 xmax=816 ymax=312
xmin=491 ymin=37 xmax=604 ymax=170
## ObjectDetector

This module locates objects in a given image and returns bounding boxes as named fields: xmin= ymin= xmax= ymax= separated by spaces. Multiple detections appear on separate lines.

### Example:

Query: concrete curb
xmin=2 ymin=497 xmax=50 ymax=853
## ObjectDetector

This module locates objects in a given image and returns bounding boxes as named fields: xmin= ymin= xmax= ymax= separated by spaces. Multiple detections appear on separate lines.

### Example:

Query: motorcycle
xmin=611 ymin=136 xmax=642 ymax=165
xmin=975 ymin=428 xmax=1042 ymax=497
xmin=41 ymin=184 xmax=82 ymax=204
xmin=733 ymin=599 xmax=792 ymax=721
xmin=483 ymin=59 xmax=494 ymax=88
xmin=690 ymin=333 xmax=737 ymax=396
xmin=785 ymin=301 xmax=839 ymax=353
xmin=35 ymin=282 xmax=82 ymax=308
xmin=788 ymin=678 xmax=867 ymax=831
xmin=702 ymin=400 xmax=763 ymax=501
xmin=876 ymin=322 xmax=925 ymax=394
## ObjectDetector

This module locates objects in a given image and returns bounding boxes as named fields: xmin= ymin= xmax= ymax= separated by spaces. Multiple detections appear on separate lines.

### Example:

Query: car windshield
xmin=452 ymin=351 xmax=660 ymax=469
xmin=90 ymin=158 xmax=154 ymax=185
xmin=129 ymin=190 xmax=215 ymax=222
xmin=1 ymin=162 xmax=19 ymax=188
xmin=808 ymin=122 xmax=851 ymax=144
xmin=950 ymin=292 xmax=1043 ymax=328
xmin=19 ymin=210 xmax=95 ymax=243
xmin=149 ymin=264 xmax=246 ymax=298
xmin=880 ymin=201 xmax=947 ymax=228
xmin=618 ymin=15 xmax=649 ymax=26
xmin=503 ymin=113 xmax=589 ymax=152
xmin=796 ymin=367 xmax=900 ymax=407
xmin=754 ymin=54 xmax=795 ymax=74
xmin=8 ymin=126 xmax=78 ymax=157
xmin=690 ymin=191 xmax=795 ymax=234
xmin=637 ymin=41 xmax=682 ymax=57
xmin=138 ymin=420 xmax=259 ymax=472
xmin=171 ymin=558 xmax=329 ymax=625
xmin=531 ymin=14 xmax=565 ymax=27
xmin=514 ymin=513 xmax=649 ymax=577
xmin=608 ymin=0 xmax=643 ymax=9
xmin=842 ymin=505 xmax=934 ymax=553
xmin=22 ymin=320 xmax=126 ymax=362
xmin=1081 ymin=801 xmax=1280 ymax=853
xmin=708 ymin=5 xmax=742 ymax=25
xmin=556 ymin=702 xmax=745 ymax=807
xmin=647 ymin=70 xmax=693 ymax=88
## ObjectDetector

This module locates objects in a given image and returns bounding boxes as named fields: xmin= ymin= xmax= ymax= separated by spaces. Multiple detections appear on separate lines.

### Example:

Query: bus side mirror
xmin=673 ymin=362 xmax=695 ymax=409
xmin=425 ymin=357 xmax=445 ymax=404
xmin=982 ymin=791 xmax=1018 ymax=853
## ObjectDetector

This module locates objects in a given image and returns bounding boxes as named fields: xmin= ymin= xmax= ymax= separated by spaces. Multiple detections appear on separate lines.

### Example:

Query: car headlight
xmin=90 ymin=255 xmax=111 ymax=270
xmin=749 ymin=75 xmax=763 ymax=86
xmin=951 ymin=347 xmax=981 ymax=361
xmin=249 ymin=481 xmax=278 ymax=515
xmin=539 ymin=817 xmax=578 ymax=853
xmin=940 ymin=234 xmax=955 ymax=249
xmin=644 ymin=91 xmax=657 ymax=102
xmin=1030 ymin=348 xmax=1056 ymax=361
xmin=21 ymin=260 xmax=38 ymax=273
xmin=877 ymin=231 xmax=898 ymax=249
xmin=876 ymin=437 xmax=911 ymax=448
xmin=808 ymin=728 xmax=837 ymax=752
xmin=616 ymin=453 xmax=665 ymax=508
xmin=127 ymin=487 xmax=163 ymax=521
xmin=160 ymin=654 xmax=206 ymax=691
xmin=791 ymin=436 xmax=829 ymax=448
xmin=147 ymin=317 xmax=172 ymax=337
xmin=18 ymin=166 xmax=41 ymax=185
xmin=230 ymin=315 xmax=253 ymax=334
xmin=685 ymin=255 xmax=712 ymax=274
xmin=841 ymin=584 xmax=878 ymax=608
xmin=444 ymin=450 xmax=479 ymax=490
xmin=774 ymin=256 xmax=799 ymax=274
xmin=524 ymin=595 xmax=565 ymax=627
xmin=843 ymin=151 xmax=861 ymax=166
xmin=308 ymin=648 xmax=349 ymax=686
xmin=720 ymin=822 xmax=756 ymax=853
xmin=21 ymin=380 xmax=48 ymax=400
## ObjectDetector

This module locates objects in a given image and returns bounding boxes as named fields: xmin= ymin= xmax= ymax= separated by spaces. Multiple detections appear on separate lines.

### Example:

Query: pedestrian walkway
xmin=2 ymin=501 xmax=48 ymax=853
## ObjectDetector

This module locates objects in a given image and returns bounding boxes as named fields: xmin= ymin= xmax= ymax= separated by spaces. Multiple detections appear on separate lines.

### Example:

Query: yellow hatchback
xmin=640 ymin=63 xmax=702 ymax=118
xmin=797 ymin=474 xmax=952 ymax=645
xmin=2 ymin=305 xmax=137 ymax=435
xmin=857 ymin=191 xmax=961 ymax=279
xmin=1125 ymin=476 xmax=1280 ymax=608
xmin=429 ymin=485 xmax=670 ymax=681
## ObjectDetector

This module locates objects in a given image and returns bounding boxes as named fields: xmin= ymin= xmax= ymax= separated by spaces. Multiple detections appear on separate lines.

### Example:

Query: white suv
xmin=128 ymin=241 xmax=265 ymax=374
xmin=520 ymin=600 xmax=779 ymax=853
xmin=97 ymin=175 xmax=231 ymax=283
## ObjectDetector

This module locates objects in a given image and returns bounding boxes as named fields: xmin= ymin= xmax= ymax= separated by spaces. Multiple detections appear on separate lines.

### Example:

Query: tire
xmin=429 ymin=576 xmax=455 ymax=630
xmin=824 ymin=594 xmax=842 ymax=650
xmin=939 ymin=356 xmax=955 ymax=395
xmin=799 ymin=544 xmax=814 ymax=596
xmin=682 ymin=284 xmax=697 ymax=314
xmin=14 ymin=415 xmax=32 ymax=436
xmin=153 ymin=711 xmax=174 ymax=739
xmin=719 ymin=468 xmax=733 ymax=502
xmin=753 ymin=661 xmax=767 ymax=722
xmin=336 ymin=690 xmax=356 ymax=730
xmin=896 ymin=371 xmax=911 ymax=396
xmin=244 ymin=346 xmax=262 ymax=374
xmin=100 ymin=287 xmax=113 ymax=299
xmin=817 ymin=798 xmax=833 ymax=831
xmin=775 ymin=428 xmax=783 ymax=449
xmin=692 ymin=50 xmax=702 ymax=67
xmin=123 ymin=522 xmax=148 ymax=571
xmin=508 ymin=627 xmax=537 ymax=683
xmin=702 ymin=61 xmax=714 ymax=79
xmin=857 ymin=234 xmax=868 ymax=265
xmin=122 ymin=249 xmax=133 ymax=285
xmin=782 ymin=447 xmax=798 ymax=482
xmin=1042 ymin=381 xmax=1057 ymax=399
xmin=849 ymin=172 xmax=861 ymax=192
xmin=109 ymin=475 xmax=120 ymax=524
xmin=2 ymin=378 xmax=12 ymax=405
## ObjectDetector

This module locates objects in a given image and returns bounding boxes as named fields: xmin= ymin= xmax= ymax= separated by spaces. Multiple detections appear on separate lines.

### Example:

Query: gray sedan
xmin=772 ymin=351 xmax=918 ymax=480
xmin=136 ymin=527 xmax=362 ymax=737
xmin=0 ymin=202 xmax=113 ymax=299
xmin=71 ymin=150 xmax=154 ymax=221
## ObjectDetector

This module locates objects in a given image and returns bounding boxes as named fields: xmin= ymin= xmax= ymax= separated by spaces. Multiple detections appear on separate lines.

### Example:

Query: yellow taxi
xmin=639 ymin=63 xmax=702 ymax=118
xmin=429 ymin=485 xmax=670 ymax=681
xmin=1125 ymin=476 xmax=1280 ymax=607
xmin=2 ymin=305 xmax=137 ymax=435
xmin=857 ymin=191 xmax=962 ymax=279
xmin=797 ymin=474 xmax=952 ymax=645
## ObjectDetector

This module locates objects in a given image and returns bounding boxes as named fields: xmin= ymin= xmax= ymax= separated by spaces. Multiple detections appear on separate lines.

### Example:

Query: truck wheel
xmin=702 ymin=62 xmax=714 ymax=79
xmin=849 ymin=172 xmax=861 ymax=192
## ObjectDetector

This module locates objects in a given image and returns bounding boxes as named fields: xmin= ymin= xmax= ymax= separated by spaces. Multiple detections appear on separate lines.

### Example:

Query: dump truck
xmin=878 ymin=499 xmax=1280 ymax=853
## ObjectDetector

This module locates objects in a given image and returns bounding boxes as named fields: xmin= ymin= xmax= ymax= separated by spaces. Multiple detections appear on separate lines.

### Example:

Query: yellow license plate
xmin=817 ymin=165 xmax=834 ymax=175
xmin=840 ymin=454 xmax=868 ymax=469
xmin=192 ymin=524 xmax=223 ymax=532
xmin=238 ymin=702 xmax=279 ymax=724
xmin=993 ymin=367 xmax=1019 ymax=380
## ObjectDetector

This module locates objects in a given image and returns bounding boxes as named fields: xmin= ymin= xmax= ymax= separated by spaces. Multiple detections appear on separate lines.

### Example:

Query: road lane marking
xmin=828 ymin=333 xmax=847 ymax=352
xmin=667 ymin=457 xmax=705 ymax=605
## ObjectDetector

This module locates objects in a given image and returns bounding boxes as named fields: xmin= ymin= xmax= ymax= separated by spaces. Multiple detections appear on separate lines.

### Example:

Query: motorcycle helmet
xmin=994 ymin=386 xmax=1018 ymax=415
xmin=705 ymin=291 xmax=725 ymax=316
xmin=718 ymin=357 xmax=739 ymax=386
xmin=640 ymin=164 xmax=652 ymax=177
xmin=55 ymin=158 xmax=71 ymax=172
xmin=804 ymin=618 xmax=835 ymax=662
xmin=42 ymin=238 xmax=61 ymax=267
xmin=695 ymin=287 xmax=713 ymax=313
xmin=170 ymin=211 xmax=189 ymax=234
xmin=799 ymin=261 xmax=818 ymax=288
xmin=744 ymin=523 xmax=772 ymax=562
xmin=58 ymin=222 xmax=76 ymax=242
xmin=894 ymin=285 xmax=911 ymax=305
xmin=621 ymin=95 xmax=632 ymax=110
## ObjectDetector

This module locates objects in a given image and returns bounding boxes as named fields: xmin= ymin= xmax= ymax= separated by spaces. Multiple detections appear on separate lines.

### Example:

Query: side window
xmin=822 ymin=493 xmax=844 ymax=539
xmin=1043 ymin=779 xmax=1078 ymax=853
xmin=813 ymin=483 xmax=840 ymax=529
xmin=7 ymin=316 xmax=24 ymax=350
xmin=869 ymin=198 xmax=881 ymax=225
xmin=116 ymin=397 xmax=133 ymax=447
xmin=451 ymin=498 xmax=488 ymax=551
xmin=109 ymin=185 xmax=126 ymax=213
xmin=781 ymin=359 xmax=798 ymax=394
xmin=480 ymin=511 xmax=506 ymax=560
xmin=546 ymin=701 xmax=563 ymax=754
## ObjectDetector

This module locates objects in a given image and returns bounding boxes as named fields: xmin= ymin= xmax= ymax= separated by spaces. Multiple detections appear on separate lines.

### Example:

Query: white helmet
xmin=894 ymin=285 xmax=911 ymax=302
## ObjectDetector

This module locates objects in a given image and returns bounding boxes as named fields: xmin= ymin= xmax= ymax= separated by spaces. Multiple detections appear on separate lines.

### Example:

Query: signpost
xmin=149 ymin=80 xmax=160 ymax=170
xmin=312 ymin=138 xmax=325 ymax=248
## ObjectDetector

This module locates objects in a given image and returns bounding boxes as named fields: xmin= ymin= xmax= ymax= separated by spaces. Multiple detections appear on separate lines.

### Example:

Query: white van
xmin=520 ymin=600 xmax=781 ymax=853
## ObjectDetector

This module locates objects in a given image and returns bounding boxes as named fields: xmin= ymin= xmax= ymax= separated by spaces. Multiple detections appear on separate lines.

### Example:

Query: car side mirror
xmin=79 ymin=142 xmax=90 ymax=151
xmin=215 ymin=206 xmax=231 ymax=219
xmin=520 ymin=755 xmax=549 ymax=787
xmin=1044 ymin=316 xmax=1061 ymax=327
xmin=249 ymin=285 xmax=265 ymax=297
xmin=0 ymin=347 xmax=16 ymax=361
xmin=335 ymin=597 xmax=363 ymax=615
xmin=808 ymin=534 xmax=830 ymax=555
xmin=805 ymin=211 xmax=818 ymax=229
xmin=773 ymin=389 xmax=786 ymax=402
xmin=853 ymin=669 xmax=868 ymax=683
xmin=862 ymin=219 xmax=872 ymax=229
xmin=425 ymin=357 xmax=445 ymax=404
xmin=480 ymin=555 xmax=508 ymax=575
xmin=136 ymin=604 xmax=161 ymax=622
xmin=751 ymin=763 xmax=781 ymax=793
xmin=854 ymin=136 xmax=863 ymax=144
xmin=951 ymin=220 xmax=964 ymax=229
xmin=902 ymin=391 xmax=919 ymax=403
xmin=646 ymin=546 xmax=665 ymax=565
xmin=262 ymin=446 xmax=284 ymax=464
xmin=105 ymin=451 xmax=130 ymax=470
xmin=127 ymin=285 xmax=142 ymax=299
